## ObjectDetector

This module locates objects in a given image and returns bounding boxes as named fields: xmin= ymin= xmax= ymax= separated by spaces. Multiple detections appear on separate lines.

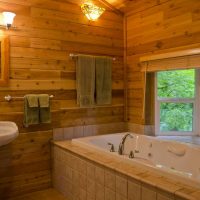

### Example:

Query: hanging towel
xmin=23 ymin=94 xmax=39 ymax=127
xmin=38 ymin=94 xmax=51 ymax=123
xmin=76 ymin=55 xmax=95 ymax=107
xmin=95 ymin=57 xmax=112 ymax=105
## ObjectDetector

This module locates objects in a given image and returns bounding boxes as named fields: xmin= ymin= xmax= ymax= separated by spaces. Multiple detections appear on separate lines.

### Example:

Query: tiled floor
xmin=8 ymin=188 xmax=68 ymax=200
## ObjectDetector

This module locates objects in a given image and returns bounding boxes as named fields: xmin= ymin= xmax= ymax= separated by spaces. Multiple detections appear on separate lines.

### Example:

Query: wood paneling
xmin=0 ymin=0 xmax=124 ymax=198
xmin=125 ymin=0 xmax=200 ymax=124
xmin=0 ymin=130 xmax=52 ymax=199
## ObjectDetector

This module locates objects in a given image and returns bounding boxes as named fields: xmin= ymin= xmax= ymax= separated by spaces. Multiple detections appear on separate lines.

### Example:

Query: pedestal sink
xmin=0 ymin=121 xmax=19 ymax=147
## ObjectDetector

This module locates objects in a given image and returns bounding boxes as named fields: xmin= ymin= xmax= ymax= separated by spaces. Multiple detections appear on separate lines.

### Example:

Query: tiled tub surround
xmin=53 ymin=122 xmax=126 ymax=141
xmin=53 ymin=141 xmax=200 ymax=200
xmin=72 ymin=133 xmax=200 ymax=185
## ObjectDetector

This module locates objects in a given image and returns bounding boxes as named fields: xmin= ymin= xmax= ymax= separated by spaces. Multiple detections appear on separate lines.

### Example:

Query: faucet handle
xmin=129 ymin=151 xmax=134 ymax=159
xmin=107 ymin=142 xmax=115 ymax=152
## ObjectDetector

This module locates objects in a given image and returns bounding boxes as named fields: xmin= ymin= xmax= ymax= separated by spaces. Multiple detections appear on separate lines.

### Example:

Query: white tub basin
xmin=72 ymin=132 xmax=200 ymax=187
xmin=0 ymin=121 xmax=19 ymax=147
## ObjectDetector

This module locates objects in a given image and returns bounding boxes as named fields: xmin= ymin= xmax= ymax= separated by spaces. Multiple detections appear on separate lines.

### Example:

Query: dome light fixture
xmin=81 ymin=2 xmax=105 ymax=21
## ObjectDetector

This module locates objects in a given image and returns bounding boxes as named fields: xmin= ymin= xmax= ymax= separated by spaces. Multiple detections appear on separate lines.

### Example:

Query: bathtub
xmin=72 ymin=132 xmax=200 ymax=186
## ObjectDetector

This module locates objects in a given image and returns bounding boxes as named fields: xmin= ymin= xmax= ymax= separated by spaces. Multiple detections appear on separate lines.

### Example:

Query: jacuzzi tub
xmin=72 ymin=132 xmax=200 ymax=186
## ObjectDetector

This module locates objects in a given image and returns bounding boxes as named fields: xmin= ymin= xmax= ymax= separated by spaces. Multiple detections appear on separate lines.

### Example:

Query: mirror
xmin=0 ymin=36 xmax=9 ymax=86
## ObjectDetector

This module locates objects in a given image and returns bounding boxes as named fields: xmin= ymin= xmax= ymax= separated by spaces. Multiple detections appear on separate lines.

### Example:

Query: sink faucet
xmin=118 ymin=133 xmax=133 ymax=155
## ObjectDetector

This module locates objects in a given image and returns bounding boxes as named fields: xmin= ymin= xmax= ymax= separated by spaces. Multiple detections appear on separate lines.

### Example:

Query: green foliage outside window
xmin=157 ymin=69 xmax=195 ymax=132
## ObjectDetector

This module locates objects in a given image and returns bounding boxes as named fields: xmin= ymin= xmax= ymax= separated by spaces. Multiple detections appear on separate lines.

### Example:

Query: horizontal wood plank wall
xmin=0 ymin=0 xmax=124 ymax=198
xmin=0 ymin=131 xmax=52 ymax=198
xmin=125 ymin=0 xmax=200 ymax=125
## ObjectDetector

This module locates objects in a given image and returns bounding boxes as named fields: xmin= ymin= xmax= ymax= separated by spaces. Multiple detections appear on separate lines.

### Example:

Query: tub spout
xmin=107 ymin=142 xmax=115 ymax=152
xmin=118 ymin=133 xmax=133 ymax=155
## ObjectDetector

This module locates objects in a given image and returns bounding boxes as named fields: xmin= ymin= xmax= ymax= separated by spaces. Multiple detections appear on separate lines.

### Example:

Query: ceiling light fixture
xmin=81 ymin=2 xmax=105 ymax=21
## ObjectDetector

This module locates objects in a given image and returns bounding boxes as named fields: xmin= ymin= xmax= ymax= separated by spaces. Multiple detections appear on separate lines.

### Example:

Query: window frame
xmin=155 ymin=69 xmax=200 ymax=136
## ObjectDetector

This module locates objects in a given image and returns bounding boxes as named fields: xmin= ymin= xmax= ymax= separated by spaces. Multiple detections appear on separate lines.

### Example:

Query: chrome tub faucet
xmin=118 ymin=133 xmax=133 ymax=155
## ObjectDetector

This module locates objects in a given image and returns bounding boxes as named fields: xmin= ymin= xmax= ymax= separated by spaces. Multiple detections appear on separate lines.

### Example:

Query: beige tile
xmin=157 ymin=189 xmax=174 ymax=200
xmin=141 ymin=184 xmax=156 ymax=200
xmin=154 ymin=177 xmax=182 ymax=194
xmin=125 ymin=166 xmax=147 ymax=181
xmin=175 ymin=197 xmax=190 ymax=200
xmin=175 ymin=184 xmax=198 ymax=200
xmin=77 ymin=158 xmax=87 ymax=175
xmin=72 ymin=183 xmax=80 ymax=198
xmin=79 ymin=174 xmax=87 ymax=190
xmin=53 ymin=128 xmax=64 ymax=141
xmin=138 ymin=172 xmax=162 ymax=187
xmin=116 ymin=193 xmax=128 ymax=200
xmin=65 ymin=165 xmax=73 ymax=180
xmin=115 ymin=163 xmax=135 ymax=177
xmin=128 ymin=179 xmax=141 ymax=200
xmin=72 ymin=170 xmax=80 ymax=186
xmin=95 ymin=165 xmax=105 ymax=185
xmin=54 ymin=160 xmax=66 ymax=175
xmin=116 ymin=174 xmax=127 ymax=197
xmin=87 ymin=162 xmax=95 ymax=180
xmin=96 ymin=183 xmax=105 ymax=200
xmin=59 ymin=177 xmax=73 ymax=198
xmin=73 ymin=195 xmax=80 ymax=200
xmin=70 ymin=155 xmax=79 ymax=170
xmin=190 ymin=190 xmax=200 ymax=200
xmin=105 ymin=187 xmax=116 ymax=200
xmin=64 ymin=191 xmax=73 ymax=200
xmin=63 ymin=151 xmax=71 ymax=166
xmin=79 ymin=188 xmax=87 ymax=200
xmin=84 ymin=125 xmax=96 ymax=137
xmin=73 ymin=126 xmax=84 ymax=138
xmin=105 ymin=169 xmax=116 ymax=191
xmin=87 ymin=192 xmax=95 ymax=200
xmin=87 ymin=178 xmax=96 ymax=197
xmin=63 ymin=127 xmax=74 ymax=140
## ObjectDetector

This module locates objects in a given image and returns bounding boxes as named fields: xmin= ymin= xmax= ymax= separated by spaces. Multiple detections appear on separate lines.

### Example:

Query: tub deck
xmin=53 ymin=140 xmax=200 ymax=200
xmin=157 ymin=136 xmax=200 ymax=146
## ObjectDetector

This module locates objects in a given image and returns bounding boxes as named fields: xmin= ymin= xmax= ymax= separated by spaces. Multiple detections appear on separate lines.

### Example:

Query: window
xmin=155 ymin=69 xmax=199 ymax=135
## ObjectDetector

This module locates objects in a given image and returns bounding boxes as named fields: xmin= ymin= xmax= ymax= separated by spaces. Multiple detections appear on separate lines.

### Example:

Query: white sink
xmin=0 ymin=121 xmax=19 ymax=147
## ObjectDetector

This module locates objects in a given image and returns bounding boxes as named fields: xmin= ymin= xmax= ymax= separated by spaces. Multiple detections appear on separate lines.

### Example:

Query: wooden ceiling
xmin=65 ymin=0 xmax=136 ymax=14
xmin=104 ymin=0 xmax=130 ymax=11
xmin=67 ymin=0 xmax=133 ymax=14
xmin=97 ymin=0 xmax=166 ymax=15
xmin=97 ymin=0 xmax=134 ymax=14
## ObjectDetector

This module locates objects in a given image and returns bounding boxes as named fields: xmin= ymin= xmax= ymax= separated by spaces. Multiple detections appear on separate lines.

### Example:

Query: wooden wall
xmin=125 ymin=0 xmax=200 ymax=126
xmin=0 ymin=0 xmax=124 ymax=198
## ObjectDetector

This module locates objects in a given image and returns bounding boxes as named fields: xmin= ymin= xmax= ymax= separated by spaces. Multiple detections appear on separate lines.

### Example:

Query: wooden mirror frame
xmin=0 ymin=36 xmax=9 ymax=86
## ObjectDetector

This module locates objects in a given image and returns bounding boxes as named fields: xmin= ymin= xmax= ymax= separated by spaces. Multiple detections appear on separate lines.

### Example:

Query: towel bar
xmin=4 ymin=94 xmax=54 ymax=102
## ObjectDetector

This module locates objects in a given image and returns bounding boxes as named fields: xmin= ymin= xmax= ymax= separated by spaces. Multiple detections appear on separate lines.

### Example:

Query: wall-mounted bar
xmin=4 ymin=94 xmax=54 ymax=102
xmin=69 ymin=53 xmax=116 ymax=61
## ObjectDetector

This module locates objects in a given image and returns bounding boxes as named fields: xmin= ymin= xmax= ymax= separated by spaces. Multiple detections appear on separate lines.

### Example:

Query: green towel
xmin=23 ymin=94 xmax=39 ymax=127
xmin=38 ymin=94 xmax=51 ymax=123
xmin=95 ymin=57 xmax=112 ymax=105
xmin=76 ymin=55 xmax=95 ymax=107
